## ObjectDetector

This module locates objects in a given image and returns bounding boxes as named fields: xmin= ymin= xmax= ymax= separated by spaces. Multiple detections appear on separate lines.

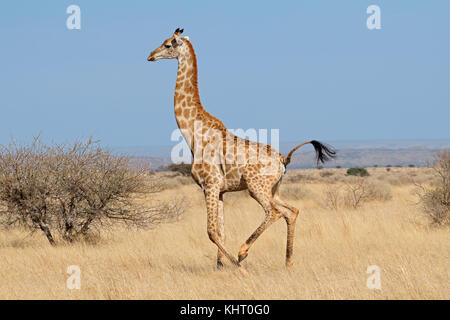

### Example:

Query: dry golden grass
xmin=0 ymin=168 xmax=449 ymax=299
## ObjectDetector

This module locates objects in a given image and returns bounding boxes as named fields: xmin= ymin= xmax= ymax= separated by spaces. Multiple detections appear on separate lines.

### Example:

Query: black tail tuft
xmin=310 ymin=140 xmax=337 ymax=166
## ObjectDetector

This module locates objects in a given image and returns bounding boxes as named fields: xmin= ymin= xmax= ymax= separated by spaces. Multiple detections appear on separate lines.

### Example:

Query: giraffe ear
xmin=172 ymin=28 xmax=184 ymax=48
xmin=174 ymin=28 xmax=184 ymax=37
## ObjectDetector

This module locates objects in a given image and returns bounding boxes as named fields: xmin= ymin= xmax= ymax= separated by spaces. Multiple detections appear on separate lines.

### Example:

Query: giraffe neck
xmin=174 ymin=41 xmax=204 ymax=150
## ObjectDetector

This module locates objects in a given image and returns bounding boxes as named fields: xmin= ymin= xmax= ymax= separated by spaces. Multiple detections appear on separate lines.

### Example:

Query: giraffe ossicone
xmin=147 ymin=28 xmax=336 ymax=268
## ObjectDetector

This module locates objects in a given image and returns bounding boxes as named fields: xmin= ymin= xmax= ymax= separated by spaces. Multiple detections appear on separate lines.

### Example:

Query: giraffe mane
xmin=183 ymin=40 xmax=226 ymax=130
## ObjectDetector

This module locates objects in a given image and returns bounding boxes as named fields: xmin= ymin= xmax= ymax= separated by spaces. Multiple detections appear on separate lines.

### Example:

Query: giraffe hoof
xmin=217 ymin=261 xmax=225 ymax=269
xmin=238 ymin=252 xmax=248 ymax=263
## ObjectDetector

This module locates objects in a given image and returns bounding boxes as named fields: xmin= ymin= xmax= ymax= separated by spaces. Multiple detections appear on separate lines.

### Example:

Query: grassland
xmin=0 ymin=167 xmax=448 ymax=299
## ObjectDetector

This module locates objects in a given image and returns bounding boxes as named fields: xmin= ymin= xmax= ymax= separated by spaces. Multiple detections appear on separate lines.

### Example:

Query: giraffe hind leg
xmin=272 ymin=191 xmax=300 ymax=268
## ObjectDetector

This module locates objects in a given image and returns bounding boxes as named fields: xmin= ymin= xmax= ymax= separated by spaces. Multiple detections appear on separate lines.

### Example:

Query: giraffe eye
xmin=164 ymin=44 xmax=171 ymax=49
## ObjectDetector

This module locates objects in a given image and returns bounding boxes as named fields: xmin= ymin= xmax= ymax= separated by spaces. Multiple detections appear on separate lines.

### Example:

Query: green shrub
xmin=346 ymin=167 xmax=370 ymax=177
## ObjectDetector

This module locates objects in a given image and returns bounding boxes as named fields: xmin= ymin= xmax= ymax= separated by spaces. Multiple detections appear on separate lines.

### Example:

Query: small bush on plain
xmin=323 ymin=178 xmax=392 ymax=210
xmin=347 ymin=167 xmax=370 ymax=177
xmin=166 ymin=162 xmax=192 ymax=176
xmin=419 ymin=151 xmax=450 ymax=226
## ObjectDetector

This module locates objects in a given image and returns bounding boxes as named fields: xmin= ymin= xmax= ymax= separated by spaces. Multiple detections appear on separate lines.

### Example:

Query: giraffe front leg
xmin=204 ymin=187 xmax=240 ymax=267
xmin=216 ymin=194 xmax=226 ymax=268
xmin=238 ymin=213 xmax=276 ymax=263
xmin=238 ymin=195 xmax=281 ymax=263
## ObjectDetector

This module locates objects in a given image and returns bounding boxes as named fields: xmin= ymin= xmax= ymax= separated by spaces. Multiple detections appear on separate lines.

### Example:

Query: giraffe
xmin=147 ymin=28 xmax=336 ymax=268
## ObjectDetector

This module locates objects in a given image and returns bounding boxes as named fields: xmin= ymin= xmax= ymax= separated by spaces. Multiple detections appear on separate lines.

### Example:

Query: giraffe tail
xmin=283 ymin=140 xmax=336 ymax=167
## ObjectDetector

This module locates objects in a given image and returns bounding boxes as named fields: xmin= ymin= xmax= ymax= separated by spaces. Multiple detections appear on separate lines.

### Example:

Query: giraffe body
xmin=147 ymin=29 xmax=335 ymax=268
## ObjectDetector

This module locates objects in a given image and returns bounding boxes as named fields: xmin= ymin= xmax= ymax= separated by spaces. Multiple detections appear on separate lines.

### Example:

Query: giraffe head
xmin=147 ymin=28 xmax=189 ymax=62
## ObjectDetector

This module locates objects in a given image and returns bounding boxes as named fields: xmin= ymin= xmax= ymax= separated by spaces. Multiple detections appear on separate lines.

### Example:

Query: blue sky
xmin=0 ymin=0 xmax=449 ymax=148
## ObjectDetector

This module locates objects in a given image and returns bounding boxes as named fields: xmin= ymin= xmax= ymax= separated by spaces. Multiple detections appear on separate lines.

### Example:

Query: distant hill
xmin=113 ymin=140 xmax=450 ymax=169
xmin=287 ymin=147 xmax=440 ymax=169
